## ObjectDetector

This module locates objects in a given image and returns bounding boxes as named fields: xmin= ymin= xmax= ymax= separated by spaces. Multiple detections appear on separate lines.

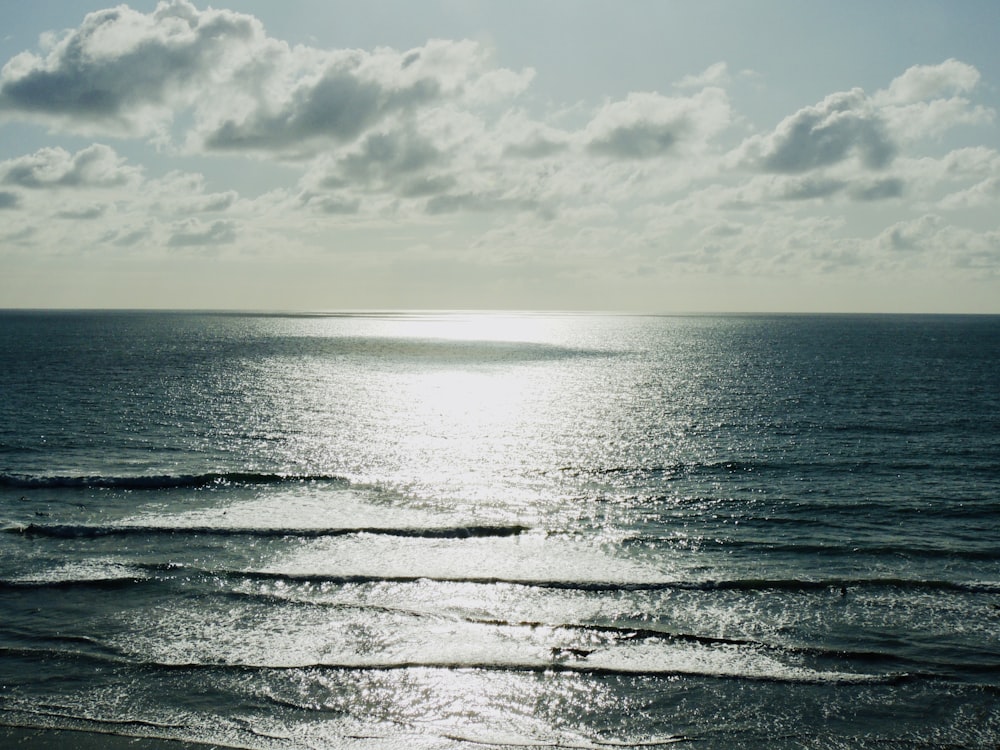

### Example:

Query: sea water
xmin=0 ymin=310 xmax=998 ymax=749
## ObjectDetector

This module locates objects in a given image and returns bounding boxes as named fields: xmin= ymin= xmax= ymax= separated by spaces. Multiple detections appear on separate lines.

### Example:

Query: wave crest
xmin=6 ymin=522 xmax=530 ymax=541
xmin=0 ymin=471 xmax=349 ymax=491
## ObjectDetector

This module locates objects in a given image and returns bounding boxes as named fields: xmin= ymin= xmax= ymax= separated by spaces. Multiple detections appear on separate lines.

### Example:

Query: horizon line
xmin=1 ymin=307 xmax=998 ymax=318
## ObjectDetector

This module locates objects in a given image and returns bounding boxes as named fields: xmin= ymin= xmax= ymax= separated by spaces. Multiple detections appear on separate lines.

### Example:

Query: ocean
xmin=0 ymin=310 xmax=998 ymax=749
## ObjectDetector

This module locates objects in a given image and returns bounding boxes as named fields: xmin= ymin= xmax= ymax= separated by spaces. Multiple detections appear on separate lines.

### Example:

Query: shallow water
xmin=1 ymin=311 xmax=998 ymax=748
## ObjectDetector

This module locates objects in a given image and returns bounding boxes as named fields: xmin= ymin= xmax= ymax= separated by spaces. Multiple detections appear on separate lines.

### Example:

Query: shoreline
xmin=0 ymin=726 xmax=228 ymax=749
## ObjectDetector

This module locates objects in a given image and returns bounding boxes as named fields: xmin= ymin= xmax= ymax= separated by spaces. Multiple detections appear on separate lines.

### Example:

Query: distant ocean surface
xmin=1 ymin=310 xmax=998 ymax=749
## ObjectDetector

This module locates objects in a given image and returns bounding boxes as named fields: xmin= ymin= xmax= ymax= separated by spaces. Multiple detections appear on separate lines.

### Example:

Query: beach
xmin=0 ymin=727 xmax=224 ymax=749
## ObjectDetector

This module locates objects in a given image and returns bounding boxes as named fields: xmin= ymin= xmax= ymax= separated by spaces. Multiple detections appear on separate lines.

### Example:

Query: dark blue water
xmin=1 ymin=311 xmax=998 ymax=748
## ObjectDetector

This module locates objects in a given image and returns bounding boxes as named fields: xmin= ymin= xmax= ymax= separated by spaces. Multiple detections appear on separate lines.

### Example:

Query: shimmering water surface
xmin=1 ymin=311 xmax=998 ymax=748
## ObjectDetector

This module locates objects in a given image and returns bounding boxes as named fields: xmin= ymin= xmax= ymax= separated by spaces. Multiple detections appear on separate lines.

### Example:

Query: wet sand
xmin=0 ymin=726 xmax=225 ymax=749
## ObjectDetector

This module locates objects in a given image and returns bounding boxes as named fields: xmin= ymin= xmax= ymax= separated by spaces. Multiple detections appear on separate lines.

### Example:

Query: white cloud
xmin=198 ymin=45 xmax=456 ymax=156
xmin=847 ymin=177 xmax=905 ymax=202
xmin=881 ymin=96 xmax=994 ymax=142
xmin=946 ymin=228 xmax=1000 ymax=269
xmin=729 ymin=60 xmax=997 ymax=219
xmin=876 ymin=60 xmax=994 ymax=141
xmin=167 ymin=218 xmax=237 ymax=247
xmin=675 ymin=62 xmax=730 ymax=90
xmin=737 ymin=60 xmax=995 ymax=178
xmin=885 ymin=147 xmax=1000 ymax=212
xmin=875 ymin=215 xmax=1000 ymax=270
xmin=585 ymin=88 xmax=731 ymax=159
xmin=938 ymin=146 xmax=1000 ymax=177
xmin=0 ymin=142 xmax=257 ymax=258
xmin=878 ymin=214 xmax=944 ymax=252
xmin=1 ymin=5 xmax=998 ymax=304
xmin=498 ymin=112 xmax=571 ymax=159
xmin=939 ymin=177 xmax=1000 ymax=209
xmin=0 ymin=144 xmax=142 ymax=189
xmin=0 ymin=1 xmax=533 ymax=161
xmin=145 ymin=170 xmax=239 ymax=214
xmin=774 ymin=175 xmax=847 ymax=201
xmin=0 ymin=1 xmax=267 ymax=137
xmin=294 ymin=85 xmax=732 ymax=223
xmin=877 ymin=59 xmax=980 ymax=105
xmin=310 ymin=128 xmax=445 ymax=190
xmin=103 ymin=225 xmax=153 ymax=248
xmin=737 ymin=88 xmax=895 ymax=173
xmin=55 ymin=204 xmax=106 ymax=220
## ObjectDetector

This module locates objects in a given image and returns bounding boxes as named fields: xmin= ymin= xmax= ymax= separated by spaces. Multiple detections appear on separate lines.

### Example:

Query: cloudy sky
xmin=2 ymin=0 xmax=999 ymax=312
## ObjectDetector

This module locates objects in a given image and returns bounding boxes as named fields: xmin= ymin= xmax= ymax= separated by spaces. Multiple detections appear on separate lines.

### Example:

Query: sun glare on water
xmin=339 ymin=310 xmax=586 ymax=344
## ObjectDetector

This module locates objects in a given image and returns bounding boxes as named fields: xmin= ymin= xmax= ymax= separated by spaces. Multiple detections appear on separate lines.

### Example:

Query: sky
xmin=1 ymin=1 xmax=1000 ymax=312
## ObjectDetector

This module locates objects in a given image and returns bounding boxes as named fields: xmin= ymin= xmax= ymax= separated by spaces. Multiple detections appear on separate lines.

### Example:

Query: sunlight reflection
xmin=390 ymin=311 xmax=554 ymax=342
xmin=267 ymin=311 xmax=638 ymax=512
xmin=390 ymin=363 xmax=555 ymax=506
xmin=318 ymin=310 xmax=590 ymax=344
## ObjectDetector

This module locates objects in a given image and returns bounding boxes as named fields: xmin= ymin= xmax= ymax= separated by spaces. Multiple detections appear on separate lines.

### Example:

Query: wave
xmin=4 ymin=562 xmax=994 ymax=597
xmin=213 ymin=590 xmax=775 ymax=652
xmin=436 ymin=731 xmax=690 ymax=748
xmin=553 ymin=457 xmax=1000 ymax=482
xmin=217 ymin=570 xmax=1000 ymax=595
xmin=0 ymin=574 xmax=152 ymax=592
xmin=0 ymin=471 xmax=348 ymax=491
xmin=641 ymin=537 xmax=1000 ymax=562
xmin=5 ymin=522 xmax=530 ymax=541
xmin=3 ymin=578 xmax=933 ymax=673
xmin=555 ymin=459 xmax=840 ymax=478
xmin=206 ymin=591 xmax=993 ymax=674
xmin=0 ymin=643 xmax=903 ymax=686
xmin=687 ymin=577 xmax=1000 ymax=594
xmin=0 ymin=702 xmax=688 ymax=750
xmin=0 ymin=700 xmax=188 ymax=732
